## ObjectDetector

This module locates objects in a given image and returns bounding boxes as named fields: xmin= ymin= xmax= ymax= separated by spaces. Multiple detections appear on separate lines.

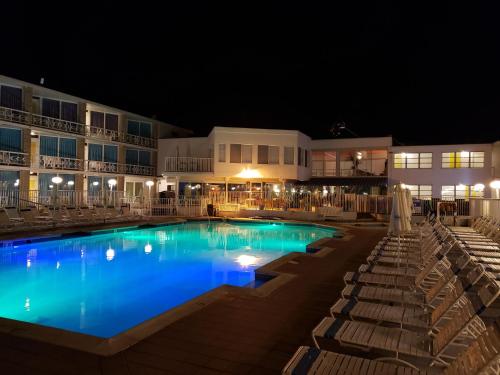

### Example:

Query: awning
xmin=300 ymin=176 xmax=388 ymax=186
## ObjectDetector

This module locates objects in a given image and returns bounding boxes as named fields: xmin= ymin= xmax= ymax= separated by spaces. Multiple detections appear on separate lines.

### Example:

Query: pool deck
xmin=0 ymin=223 xmax=386 ymax=375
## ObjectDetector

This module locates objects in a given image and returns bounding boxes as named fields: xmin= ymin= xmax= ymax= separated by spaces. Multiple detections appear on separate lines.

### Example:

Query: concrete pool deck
xmin=0 ymin=223 xmax=386 ymax=374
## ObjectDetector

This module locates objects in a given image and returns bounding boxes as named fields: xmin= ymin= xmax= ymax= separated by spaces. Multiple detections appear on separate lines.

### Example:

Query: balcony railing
xmin=164 ymin=157 xmax=214 ymax=173
xmin=0 ymin=150 xmax=29 ymax=167
xmin=85 ymin=160 xmax=154 ymax=176
xmin=36 ymin=155 xmax=84 ymax=171
xmin=0 ymin=106 xmax=157 ymax=148
xmin=86 ymin=126 xmax=157 ymax=148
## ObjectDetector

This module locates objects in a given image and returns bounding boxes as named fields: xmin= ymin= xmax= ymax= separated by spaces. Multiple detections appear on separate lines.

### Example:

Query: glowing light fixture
xmin=473 ymin=183 xmax=485 ymax=192
xmin=92 ymin=181 xmax=99 ymax=186
xmin=67 ymin=180 xmax=74 ymax=186
xmin=108 ymin=178 xmax=117 ymax=188
xmin=236 ymin=168 xmax=262 ymax=178
xmin=356 ymin=151 xmax=362 ymax=160
xmin=490 ymin=180 xmax=500 ymax=189
xmin=51 ymin=176 xmax=63 ymax=184
xmin=144 ymin=243 xmax=152 ymax=254
xmin=236 ymin=254 xmax=259 ymax=267
xmin=145 ymin=180 xmax=154 ymax=188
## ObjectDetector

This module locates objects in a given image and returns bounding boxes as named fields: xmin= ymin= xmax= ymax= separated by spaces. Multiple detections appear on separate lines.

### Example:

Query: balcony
xmin=86 ymin=126 xmax=157 ymax=148
xmin=36 ymin=155 xmax=84 ymax=171
xmin=0 ymin=106 xmax=156 ymax=148
xmin=85 ymin=160 xmax=154 ymax=176
xmin=0 ymin=106 xmax=85 ymax=135
xmin=164 ymin=157 xmax=213 ymax=173
xmin=0 ymin=150 xmax=30 ymax=167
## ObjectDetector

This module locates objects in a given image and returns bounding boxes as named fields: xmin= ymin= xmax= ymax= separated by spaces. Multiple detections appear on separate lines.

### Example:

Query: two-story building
xmin=158 ymin=127 xmax=311 ymax=196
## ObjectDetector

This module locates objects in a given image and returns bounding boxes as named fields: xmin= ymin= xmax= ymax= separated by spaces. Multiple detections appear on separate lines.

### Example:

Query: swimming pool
xmin=0 ymin=221 xmax=335 ymax=338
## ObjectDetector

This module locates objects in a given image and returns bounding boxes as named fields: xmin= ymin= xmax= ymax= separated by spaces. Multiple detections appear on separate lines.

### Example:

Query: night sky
xmin=2 ymin=2 xmax=500 ymax=145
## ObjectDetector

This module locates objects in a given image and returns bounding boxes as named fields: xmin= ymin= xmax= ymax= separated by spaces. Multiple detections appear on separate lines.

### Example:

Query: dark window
xmin=42 ymin=98 xmax=60 ymax=118
xmin=230 ymin=144 xmax=242 ymax=163
xmin=90 ymin=111 xmax=105 ymax=128
xmin=105 ymin=114 xmax=119 ymax=131
xmin=298 ymin=147 xmax=303 ymax=166
xmin=61 ymin=102 xmax=78 ymax=122
xmin=258 ymin=145 xmax=268 ymax=164
xmin=0 ymin=86 xmax=23 ymax=110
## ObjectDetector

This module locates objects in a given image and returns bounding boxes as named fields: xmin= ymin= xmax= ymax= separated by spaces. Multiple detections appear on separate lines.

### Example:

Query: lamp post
xmin=108 ymin=178 xmax=117 ymax=208
xmin=51 ymin=176 xmax=63 ymax=209
xmin=491 ymin=180 xmax=500 ymax=199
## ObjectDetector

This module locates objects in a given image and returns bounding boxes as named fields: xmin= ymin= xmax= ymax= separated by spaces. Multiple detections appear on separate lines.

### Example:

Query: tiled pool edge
xmin=0 ymin=220 xmax=344 ymax=356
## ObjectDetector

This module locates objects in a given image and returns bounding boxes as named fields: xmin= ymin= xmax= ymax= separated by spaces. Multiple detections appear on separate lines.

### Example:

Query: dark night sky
xmin=2 ymin=2 xmax=500 ymax=144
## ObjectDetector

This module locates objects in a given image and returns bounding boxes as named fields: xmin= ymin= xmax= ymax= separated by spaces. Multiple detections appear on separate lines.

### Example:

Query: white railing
xmin=145 ymin=198 xmax=205 ymax=217
xmin=469 ymin=198 xmax=500 ymax=220
xmin=0 ymin=106 xmax=85 ymax=134
xmin=0 ymin=150 xmax=29 ymax=166
xmin=124 ymin=164 xmax=155 ymax=176
xmin=0 ymin=190 xmax=126 ymax=209
xmin=87 ymin=126 xmax=157 ymax=148
xmin=86 ymin=160 xmax=120 ymax=173
xmin=0 ymin=106 xmax=156 ymax=148
xmin=164 ymin=157 xmax=214 ymax=173
xmin=36 ymin=155 xmax=84 ymax=171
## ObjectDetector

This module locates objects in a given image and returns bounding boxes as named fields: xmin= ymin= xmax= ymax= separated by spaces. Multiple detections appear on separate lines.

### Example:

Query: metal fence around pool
xmin=0 ymin=189 xmax=482 ymax=218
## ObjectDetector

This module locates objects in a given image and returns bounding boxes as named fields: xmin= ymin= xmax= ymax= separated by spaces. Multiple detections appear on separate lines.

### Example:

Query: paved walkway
xmin=0 ymin=224 xmax=386 ymax=375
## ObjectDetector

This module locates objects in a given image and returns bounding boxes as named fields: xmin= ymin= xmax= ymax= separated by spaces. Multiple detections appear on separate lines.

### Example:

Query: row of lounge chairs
xmin=283 ymin=216 xmax=500 ymax=374
xmin=0 ymin=205 xmax=143 ymax=232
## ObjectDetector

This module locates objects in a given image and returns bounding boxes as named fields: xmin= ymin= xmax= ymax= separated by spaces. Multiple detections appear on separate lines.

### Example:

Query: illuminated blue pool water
xmin=0 ymin=221 xmax=335 ymax=337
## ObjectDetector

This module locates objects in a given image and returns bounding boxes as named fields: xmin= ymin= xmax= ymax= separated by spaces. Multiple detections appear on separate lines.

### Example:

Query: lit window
xmin=440 ymin=184 xmax=484 ymax=200
xmin=258 ymin=145 xmax=279 ymax=164
xmin=442 ymin=151 xmax=484 ymax=168
xmin=394 ymin=152 xmax=432 ymax=168
xmin=406 ymin=185 xmax=432 ymax=200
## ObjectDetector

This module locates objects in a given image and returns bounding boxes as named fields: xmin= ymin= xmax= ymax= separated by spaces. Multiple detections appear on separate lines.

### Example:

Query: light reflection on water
xmin=0 ymin=222 xmax=335 ymax=337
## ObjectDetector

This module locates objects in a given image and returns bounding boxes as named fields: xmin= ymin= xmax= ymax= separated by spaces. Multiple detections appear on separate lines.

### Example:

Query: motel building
xmin=158 ymin=129 xmax=500 ymax=208
xmin=0 ymin=75 xmax=190 ymax=206
xmin=0 ymin=74 xmax=499 ymax=212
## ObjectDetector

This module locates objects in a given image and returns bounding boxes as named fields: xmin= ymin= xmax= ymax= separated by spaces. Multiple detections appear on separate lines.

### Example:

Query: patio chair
xmin=283 ymin=324 xmax=500 ymax=374
xmin=312 ymin=285 xmax=496 ymax=368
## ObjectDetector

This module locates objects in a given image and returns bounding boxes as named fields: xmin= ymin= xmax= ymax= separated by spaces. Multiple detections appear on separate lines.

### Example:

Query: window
xmin=312 ymin=151 xmax=336 ymax=176
xmin=269 ymin=146 xmax=279 ymax=164
xmin=258 ymin=145 xmax=279 ymax=164
xmin=91 ymin=111 xmax=118 ymax=131
xmin=230 ymin=144 xmax=242 ymax=163
xmin=40 ymin=136 xmax=76 ymax=158
xmin=242 ymin=145 xmax=252 ymax=163
xmin=88 ymin=144 xmax=117 ymax=162
xmin=284 ymin=146 xmax=294 ymax=165
xmin=38 ymin=173 xmax=75 ymax=192
xmin=298 ymin=147 xmax=303 ymax=166
xmin=0 ymin=171 xmax=20 ymax=190
xmin=88 ymin=176 xmax=118 ymax=193
xmin=42 ymin=99 xmax=78 ymax=121
xmin=406 ymin=185 xmax=432 ymax=200
xmin=258 ymin=145 xmax=268 ymax=164
xmin=218 ymin=144 xmax=226 ymax=162
xmin=394 ymin=152 xmax=432 ymax=168
xmin=304 ymin=150 xmax=309 ymax=167
xmin=0 ymin=85 xmax=22 ymax=110
xmin=441 ymin=184 xmax=485 ymax=200
xmin=442 ymin=151 xmax=485 ymax=168
xmin=0 ymin=127 xmax=22 ymax=152
xmin=128 ymin=120 xmax=152 ymax=138
xmin=126 ymin=149 xmax=151 ymax=166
